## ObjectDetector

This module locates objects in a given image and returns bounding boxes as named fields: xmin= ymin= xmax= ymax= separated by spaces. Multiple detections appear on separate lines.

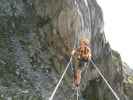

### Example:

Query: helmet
xmin=79 ymin=37 xmax=90 ymax=45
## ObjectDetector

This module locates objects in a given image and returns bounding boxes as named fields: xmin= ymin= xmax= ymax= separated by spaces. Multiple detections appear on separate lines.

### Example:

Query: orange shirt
xmin=77 ymin=45 xmax=91 ymax=60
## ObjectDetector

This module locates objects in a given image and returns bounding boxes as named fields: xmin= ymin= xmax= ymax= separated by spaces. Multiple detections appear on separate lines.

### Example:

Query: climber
xmin=71 ymin=37 xmax=92 ymax=88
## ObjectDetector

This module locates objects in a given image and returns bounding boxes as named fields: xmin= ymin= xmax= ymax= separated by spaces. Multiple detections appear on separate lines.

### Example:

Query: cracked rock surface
xmin=0 ymin=0 xmax=132 ymax=100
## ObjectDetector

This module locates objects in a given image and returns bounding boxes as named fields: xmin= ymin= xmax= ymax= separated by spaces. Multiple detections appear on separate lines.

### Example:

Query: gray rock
xmin=0 ymin=0 xmax=132 ymax=100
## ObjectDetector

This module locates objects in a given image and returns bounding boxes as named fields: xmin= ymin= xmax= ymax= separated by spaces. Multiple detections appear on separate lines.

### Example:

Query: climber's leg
xmin=74 ymin=68 xmax=81 ymax=88
xmin=72 ymin=68 xmax=81 ymax=88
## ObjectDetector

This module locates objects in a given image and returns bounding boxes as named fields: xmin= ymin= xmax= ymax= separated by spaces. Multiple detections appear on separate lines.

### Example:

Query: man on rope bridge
xmin=49 ymin=36 xmax=120 ymax=100
xmin=71 ymin=37 xmax=91 ymax=88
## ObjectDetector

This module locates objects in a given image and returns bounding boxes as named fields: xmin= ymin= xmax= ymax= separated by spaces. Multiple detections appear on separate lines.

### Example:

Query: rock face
xmin=123 ymin=63 xmax=133 ymax=100
xmin=0 ymin=0 xmax=132 ymax=100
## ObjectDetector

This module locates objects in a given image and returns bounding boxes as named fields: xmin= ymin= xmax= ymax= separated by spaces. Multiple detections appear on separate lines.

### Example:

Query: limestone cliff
xmin=0 ymin=0 xmax=132 ymax=100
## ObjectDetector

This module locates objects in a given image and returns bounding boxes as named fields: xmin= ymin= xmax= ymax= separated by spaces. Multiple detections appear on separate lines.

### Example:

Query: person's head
xmin=79 ymin=37 xmax=90 ymax=46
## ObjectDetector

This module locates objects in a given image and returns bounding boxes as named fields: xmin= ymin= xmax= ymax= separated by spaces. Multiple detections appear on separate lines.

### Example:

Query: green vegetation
xmin=111 ymin=50 xmax=122 ymax=65
xmin=127 ymin=76 xmax=133 ymax=84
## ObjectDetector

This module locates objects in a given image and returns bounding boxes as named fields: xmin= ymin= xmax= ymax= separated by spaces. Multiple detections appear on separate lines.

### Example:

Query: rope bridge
xmin=48 ymin=57 xmax=120 ymax=100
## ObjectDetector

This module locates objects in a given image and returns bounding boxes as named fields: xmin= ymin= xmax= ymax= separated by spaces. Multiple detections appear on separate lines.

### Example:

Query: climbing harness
xmin=90 ymin=59 xmax=120 ymax=100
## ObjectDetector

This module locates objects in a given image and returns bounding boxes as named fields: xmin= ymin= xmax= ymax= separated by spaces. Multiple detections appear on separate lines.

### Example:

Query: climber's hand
xmin=71 ymin=49 xmax=76 ymax=56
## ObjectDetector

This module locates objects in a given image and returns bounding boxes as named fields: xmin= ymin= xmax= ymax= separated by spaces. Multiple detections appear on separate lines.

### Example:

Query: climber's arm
xmin=86 ymin=47 xmax=92 ymax=60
